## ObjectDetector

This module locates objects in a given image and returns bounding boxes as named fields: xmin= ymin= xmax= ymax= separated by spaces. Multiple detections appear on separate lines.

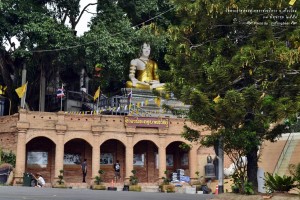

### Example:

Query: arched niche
xmin=133 ymin=140 xmax=159 ymax=183
xmin=63 ymin=138 xmax=92 ymax=183
xmin=166 ymin=141 xmax=190 ymax=178
xmin=26 ymin=136 xmax=55 ymax=183
xmin=100 ymin=139 xmax=125 ymax=182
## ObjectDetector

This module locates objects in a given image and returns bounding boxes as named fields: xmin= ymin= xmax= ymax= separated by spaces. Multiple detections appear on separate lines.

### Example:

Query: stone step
xmin=277 ymin=139 xmax=299 ymax=176
xmin=67 ymin=183 xmax=89 ymax=189
xmin=141 ymin=186 xmax=159 ymax=193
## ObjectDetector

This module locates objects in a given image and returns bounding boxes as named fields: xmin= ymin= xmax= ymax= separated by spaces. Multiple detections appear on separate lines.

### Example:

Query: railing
xmin=67 ymin=90 xmax=109 ymax=111
xmin=273 ymin=132 xmax=294 ymax=174
xmin=60 ymin=89 xmax=187 ymax=117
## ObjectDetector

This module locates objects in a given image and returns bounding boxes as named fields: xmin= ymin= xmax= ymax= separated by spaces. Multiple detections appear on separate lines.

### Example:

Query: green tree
xmin=0 ymin=0 xmax=87 ymax=112
xmin=1 ymin=0 xmax=173 ymax=111
xmin=165 ymin=0 xmax=300 ymax=192
xmin=83 ymin=0 xmax=170 ymax=93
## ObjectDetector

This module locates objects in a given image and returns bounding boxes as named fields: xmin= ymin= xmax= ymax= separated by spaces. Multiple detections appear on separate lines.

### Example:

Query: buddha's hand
xmin=139 ymin=81 xmax=150 ymax=86
xmin=131 ymin=78 xmax=149 ymax=86
xmin=131 ymin=78 xmax=138 ymax=87
xmin=149 ymin=80 xmax=160 ymax=85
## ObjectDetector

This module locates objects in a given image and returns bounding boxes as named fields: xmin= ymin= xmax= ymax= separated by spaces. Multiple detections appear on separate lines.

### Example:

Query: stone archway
xmin=100 ymin=139 xmax=125 ymax=183
xmin=26 ymin=136 xmax=55 ymax=183
xmin=63 ymin=138 xmax=92 ymax=183
xmin=133 ymin=140 xmax=158 ymax=183
xmin=166 ymin=141 xmax=190 ymax=181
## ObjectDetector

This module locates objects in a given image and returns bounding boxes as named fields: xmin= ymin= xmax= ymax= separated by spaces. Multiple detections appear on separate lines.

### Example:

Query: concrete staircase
xmin=277 ymin=138 xmax=299 ymax=176
xmin=259 ymin=132 xmax=300 ymax=175
xmin=259 ymin=139 xmax=286 ymax=173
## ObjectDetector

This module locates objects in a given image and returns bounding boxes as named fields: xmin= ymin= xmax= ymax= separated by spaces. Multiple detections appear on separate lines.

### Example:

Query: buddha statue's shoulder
xmin=130 ymin=58 xmax=139 ymax=66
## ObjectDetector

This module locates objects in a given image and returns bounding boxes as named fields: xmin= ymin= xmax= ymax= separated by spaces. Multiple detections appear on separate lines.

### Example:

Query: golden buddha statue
xmin=126 ymin=42 xmax=165 ymax=90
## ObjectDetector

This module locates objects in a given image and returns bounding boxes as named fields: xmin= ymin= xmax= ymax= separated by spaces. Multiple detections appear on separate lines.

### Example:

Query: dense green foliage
xmin=289 ymin=163 xmax=300 ymax=191
xmin=0 ymin=150 xmax=16 ymax=167
xmin=57 ymin=169 xmax=64 ymax=185
xmin=165 ymin=0 xmax=300 ymax=191
xmin=129 ymin=169 xmax=139 ymax=185
xmin=0 ymin=0 xmax=81 ymax=112
xmin=0 ymin=0 xmax=299 ymax=193
xmin=0 ymin=0 xmax=172 ymax=110
xmin=94 ymin=169 xmax=104 ymax=185
xmin=264 ymin=172 xmax=295 ymax=193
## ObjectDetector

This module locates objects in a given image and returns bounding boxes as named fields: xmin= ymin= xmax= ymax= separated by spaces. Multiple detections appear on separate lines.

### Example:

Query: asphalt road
xmin=0 ymin=186 xmax=215 ymax=200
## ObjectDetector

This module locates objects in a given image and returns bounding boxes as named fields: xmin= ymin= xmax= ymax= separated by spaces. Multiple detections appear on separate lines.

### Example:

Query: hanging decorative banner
xmin=125 ymin=116 xmax=169 ymax=129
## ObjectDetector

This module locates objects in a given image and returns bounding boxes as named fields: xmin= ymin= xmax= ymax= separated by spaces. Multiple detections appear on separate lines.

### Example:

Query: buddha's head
xmin=140 ymin=42 xmax=151 ymax=58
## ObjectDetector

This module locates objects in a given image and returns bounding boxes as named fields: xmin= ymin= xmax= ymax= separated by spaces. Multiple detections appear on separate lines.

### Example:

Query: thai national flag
xmin=56 ymin=87 xmax=64 ymax=98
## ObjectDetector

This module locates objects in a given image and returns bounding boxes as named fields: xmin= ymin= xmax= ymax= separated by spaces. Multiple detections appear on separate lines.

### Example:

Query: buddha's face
xmin=141 ymin=43 xmax=151 ymax=57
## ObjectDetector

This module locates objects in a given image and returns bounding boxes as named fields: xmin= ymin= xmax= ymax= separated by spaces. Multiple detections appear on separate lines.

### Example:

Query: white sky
xmin=76 ymin=0 xmax=97 ymax=36
xmin=5 ymin=1 xmax=96 ymax=50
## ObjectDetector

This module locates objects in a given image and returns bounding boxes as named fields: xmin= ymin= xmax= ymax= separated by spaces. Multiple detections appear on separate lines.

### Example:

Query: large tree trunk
xmin=247 ymin=146 xmax=258 ymax=191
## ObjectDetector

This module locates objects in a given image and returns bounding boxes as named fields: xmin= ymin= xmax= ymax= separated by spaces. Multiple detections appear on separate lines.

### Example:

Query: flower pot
xmin=92 ymin=185 xmax=106 ymax=190
xmin=160 ymin=184 xmax=175 ymax=193
xmin=129 ymin=185 xmax=141 ymax=192
xmin=52 ymin=184 xmax=69 ymax=189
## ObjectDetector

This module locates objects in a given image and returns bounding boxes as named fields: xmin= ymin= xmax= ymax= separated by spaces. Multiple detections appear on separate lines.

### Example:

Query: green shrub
xmin=231 ymin=184 xmax=239 ymax=193
xmin=289 ymin=163 xmax=300 ymax=190
xmin=0 ymin=150 xmax=16 ymax=167
xmin=129 ymin=170 xmax=138 ymax=185
xmin=161 ymin=170 xmax=170 ymax=185
xmin=230 ymin=179 xmax=254 ymax=194
xmin=57 ymin=170 xmax=64 ymax=185
xmin=94 ymin=169 xmax=105 ymax=185
xmin=264 ymin=172 xmax=295 ymax=193
xmin=244 ymin=181 xmax=254 ymax=195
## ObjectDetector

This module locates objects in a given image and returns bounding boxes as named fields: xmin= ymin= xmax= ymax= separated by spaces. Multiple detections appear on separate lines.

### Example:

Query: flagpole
xmin=129 ymin=88 xmax=132 ymax=113
xmin=21 ymin=64 xmax=27 ymax=109
xmin=60 ymin=84 xmax=63 ymax=111
xmin=22 ymin=82 xmax=28 ymax=109
xmin=96 ymin=86 xmax=100 ymax=114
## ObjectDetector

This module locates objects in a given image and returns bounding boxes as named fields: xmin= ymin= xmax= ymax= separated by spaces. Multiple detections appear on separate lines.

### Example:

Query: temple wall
xmin=0 ymin=110 xmax=223 ymax=185
xmin=0 ymin=114 xmax=18 ymax=153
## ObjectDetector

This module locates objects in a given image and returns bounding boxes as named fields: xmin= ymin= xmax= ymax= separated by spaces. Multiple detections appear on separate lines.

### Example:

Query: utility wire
xmin=31 ymin=6 xmax=176 ymax=53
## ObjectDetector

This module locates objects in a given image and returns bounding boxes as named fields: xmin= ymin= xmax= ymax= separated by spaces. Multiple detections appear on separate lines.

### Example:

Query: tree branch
xmin=75 ymin=3 xmax=98 ymax=27
xmin=62 ymin=9 xmax=69 ymax=25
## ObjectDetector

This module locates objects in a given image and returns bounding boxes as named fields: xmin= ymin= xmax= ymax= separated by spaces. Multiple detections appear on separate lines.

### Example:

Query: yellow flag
xmin=289 ymin=0 xmax=297 ymax=5
xmin=145 ymin=99 xmax=149 ymax=106
xmin=0 ymin=85 xmax=7 ymax=95
xmin=213 ymin=94 xmax=221 ymax=103
xmin=165 ymin=93 xmax=170 ymax=100
xmin=93 ymin=86 xmax=100 ymax=101
xmin=15 ymin=82 xmax=27 ymax=98
xmin=249 ymin=69 xmax=253 ymax=75
xmin=155 ymin=97 xmax=161 ymax=107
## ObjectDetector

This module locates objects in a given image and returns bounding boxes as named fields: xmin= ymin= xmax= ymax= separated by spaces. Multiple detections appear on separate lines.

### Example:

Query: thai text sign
xmin=125 ymin=116 xmax=169 ymax=129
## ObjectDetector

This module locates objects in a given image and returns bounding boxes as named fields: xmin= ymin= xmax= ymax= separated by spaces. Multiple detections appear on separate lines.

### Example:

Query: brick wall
xmin=1 ymin=111 xmax=218 ymax=184
xmin=0 ymin=114 xmax=18 ymax=153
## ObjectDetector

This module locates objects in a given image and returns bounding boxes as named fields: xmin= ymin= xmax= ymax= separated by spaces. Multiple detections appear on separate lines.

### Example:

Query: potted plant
xmin=159 ymin=170 xmax=175 ymax=193
xmin=92 ymin=169 xmax=106 ymax=190
xmin=192 ymin=171 xmax=202 ymax=192
xmin=53 ymin=170 xmax=68 ymax=188
xmin=129 ymin=170 xmax=141 ymax=192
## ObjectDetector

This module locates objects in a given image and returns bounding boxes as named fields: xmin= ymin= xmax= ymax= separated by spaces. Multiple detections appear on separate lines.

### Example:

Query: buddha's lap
xmin=125 ymin=81 xmax=151 ymax=90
